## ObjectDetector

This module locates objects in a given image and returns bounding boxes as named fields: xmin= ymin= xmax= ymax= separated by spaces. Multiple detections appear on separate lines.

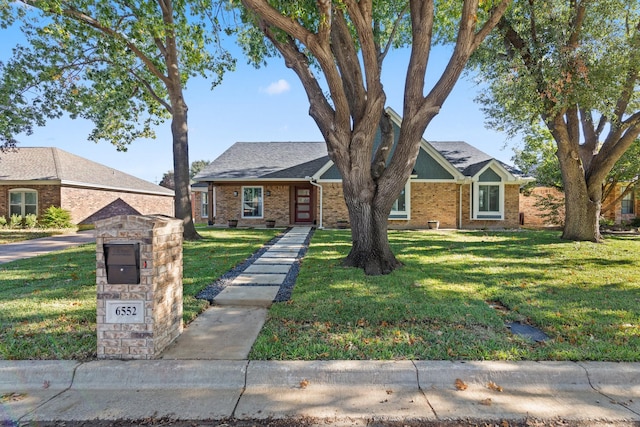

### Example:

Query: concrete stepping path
xmin=160 ymin=226 xmax=312 ymax=360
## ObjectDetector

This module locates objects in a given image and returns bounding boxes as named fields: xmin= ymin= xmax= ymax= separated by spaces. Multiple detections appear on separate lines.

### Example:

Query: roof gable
xmin=0 ymin=147 xmax=173 ymax=196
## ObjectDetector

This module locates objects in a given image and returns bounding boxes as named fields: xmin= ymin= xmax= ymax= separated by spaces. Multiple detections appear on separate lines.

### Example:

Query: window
xmin=9 ymin=189 xmax=38 ymax=217
xmin=389 ymin=182 xmax=410 ymax=220
xmin=201 ymin=192 xmax=209 ymax=218
xmin=478 ymin=185 xmax=500 ymax=212
xmin=621 ymin=187 xmax=634 ymax=214
xmin=242 ymin=186 xmax=263 ymax=218
xmin=473 ymin=168 xmax=504 ymax=220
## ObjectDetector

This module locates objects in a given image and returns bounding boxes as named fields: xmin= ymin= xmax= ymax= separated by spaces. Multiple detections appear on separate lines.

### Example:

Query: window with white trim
xmin=621 ymin=187 xmax=634 ymax=214
xmin=473 ymin=168 xmax=504 ymax=220
xmin=200 ymin=192 xmax=209 ymax=218
xmin=9 ymin=189 xmax=38 ymax=217
xmin=389 ymin=181 xmax=410 ymax=220
xmin=242 ymin=186 xmax=263 ymax=218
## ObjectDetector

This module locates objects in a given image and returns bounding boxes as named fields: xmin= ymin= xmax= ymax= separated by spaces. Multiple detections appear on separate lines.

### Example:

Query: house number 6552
xmin=105 ymin=300 xmax=144 ymax=324
xmin=114 ymin=306 xmax=137 ymax=316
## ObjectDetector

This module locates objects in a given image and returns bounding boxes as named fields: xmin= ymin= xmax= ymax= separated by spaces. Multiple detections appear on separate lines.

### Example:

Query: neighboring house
xmin=0 ymin=147 xmax=174 ymax=225
xmin=193 ymin=109 xmax=532 ymax=229
xmin=519 ymin=184 xmax=639 ymax=228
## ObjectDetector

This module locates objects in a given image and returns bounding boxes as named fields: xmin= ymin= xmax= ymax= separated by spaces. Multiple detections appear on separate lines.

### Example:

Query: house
xmin=193 ymin=109 xmax=532 ymax=229
xmin=520 ymin=184 xmax=639 ymax=228
xmin=0 ymin=147 xmax=174 ymax=225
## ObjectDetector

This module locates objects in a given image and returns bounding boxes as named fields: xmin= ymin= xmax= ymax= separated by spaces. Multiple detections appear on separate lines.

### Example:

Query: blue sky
xmin=1 ymin=19 xmax=521 ymax=185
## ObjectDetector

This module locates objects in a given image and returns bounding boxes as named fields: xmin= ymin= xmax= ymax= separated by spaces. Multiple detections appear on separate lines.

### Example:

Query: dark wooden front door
xmin=294 ymin=187 xmax=313 ymax=223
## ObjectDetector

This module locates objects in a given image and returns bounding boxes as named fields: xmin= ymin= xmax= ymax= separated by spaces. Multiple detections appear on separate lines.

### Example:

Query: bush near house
xmin=39 ymin=206 xmax=73 ymax=229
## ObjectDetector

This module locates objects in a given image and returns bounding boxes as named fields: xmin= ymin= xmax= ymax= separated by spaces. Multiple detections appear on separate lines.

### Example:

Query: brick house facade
xmin=193 ymin=109 xmax=531 ymax=229
xmin=1 ymin=147 xmax=174 ymax=225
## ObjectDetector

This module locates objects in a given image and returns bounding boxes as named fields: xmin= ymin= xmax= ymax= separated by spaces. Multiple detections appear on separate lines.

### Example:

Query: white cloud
xmin=261 ymin=79 xmax=291 ymax=95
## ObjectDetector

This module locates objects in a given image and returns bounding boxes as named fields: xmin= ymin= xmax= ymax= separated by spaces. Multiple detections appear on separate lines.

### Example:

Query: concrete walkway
xmin=160 ymin=226 xmax=312 ymax=360
xmin=0 ymin=230 xmax=96 ymax=264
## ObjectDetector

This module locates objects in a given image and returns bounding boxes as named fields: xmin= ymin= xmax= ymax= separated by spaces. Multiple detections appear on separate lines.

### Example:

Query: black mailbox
xmin=104 ymin=243 xmax=140 ymax=284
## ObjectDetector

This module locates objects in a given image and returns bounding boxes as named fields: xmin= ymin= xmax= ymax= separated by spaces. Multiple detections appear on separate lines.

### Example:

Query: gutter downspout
xmin=306 ymin=177 xmax=323 ymax=229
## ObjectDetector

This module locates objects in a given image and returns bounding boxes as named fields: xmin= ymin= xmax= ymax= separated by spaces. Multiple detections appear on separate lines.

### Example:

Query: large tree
xmin=0 ymin=0 xmax=234 ymax=239
xmin=473 ymin=0 xmax=640 ymax=242
xmin=235 ymin=0 xmax=511 ymax=275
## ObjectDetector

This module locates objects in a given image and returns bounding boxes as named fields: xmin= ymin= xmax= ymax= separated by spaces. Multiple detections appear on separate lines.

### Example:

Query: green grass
xmin=0 ymin=229 xmax=69 ymax=244
xmin=0 ymin=227 xmax=280 ymax=360
xmin=250 ymin=230 xmax=640 ymax=361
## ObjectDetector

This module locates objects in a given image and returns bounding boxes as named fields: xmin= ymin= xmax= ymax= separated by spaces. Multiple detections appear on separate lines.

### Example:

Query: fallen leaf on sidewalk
xmin=43 ymin=380 xmax=50 ymax=389
xmin=299 ymin=379 xmax=310 ymax=389
xmin=455 ymin=378 xmax=468 ymax=390
xmin=487 ymin=381 xmax=503 ymax=392
xmin=1 ymin=393 xmax=27 ymax=402
xmin=479 ymin=398 xmax=492 ymax=406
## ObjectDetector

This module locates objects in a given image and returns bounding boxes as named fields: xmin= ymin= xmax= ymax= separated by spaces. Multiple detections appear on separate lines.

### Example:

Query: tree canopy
xmin=0 ymin=0 xmax=235 ymax=238
xmin=473 ymin=0 xmax=640 ymax=241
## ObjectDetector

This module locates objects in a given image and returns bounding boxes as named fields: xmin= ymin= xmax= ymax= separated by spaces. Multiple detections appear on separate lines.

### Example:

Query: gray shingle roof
xmin=193 ymin=142 xmax=329 ymax=181
xmin=428 ymin=141 xmax=523 ymax=177
xmin=194 ymin=140 xmax=526 ymax=182
xmin=0 ymin=147 xmax=174 ymax=196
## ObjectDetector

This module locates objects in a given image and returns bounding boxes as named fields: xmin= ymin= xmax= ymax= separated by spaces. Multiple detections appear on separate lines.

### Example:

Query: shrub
xmin=631 ymin=217 xmax=640 ymax=227
xmin=599 ymin=216 xmax=615 ymax=227
xmin=24 ymin=213 xmax=38 ymax=229
xmin=10 ymin=214 xmax=23 ymax=229
xmin=533 ymin=193 xmax=565 ymax=226
xmin=0 ymin=216 xmax=6 ymax=228
xmin=39 ymin=206 xmax=73 ymax=229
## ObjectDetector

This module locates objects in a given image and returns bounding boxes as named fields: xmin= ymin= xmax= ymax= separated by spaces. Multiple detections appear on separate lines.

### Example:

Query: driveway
xmin=0 ymin=230 xmax=96 ymax=264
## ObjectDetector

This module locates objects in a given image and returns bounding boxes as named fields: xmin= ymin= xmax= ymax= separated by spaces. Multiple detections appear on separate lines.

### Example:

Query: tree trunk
xmin=170 ymin=100 xmax=201 ymax=240
xmin=556 ymin=142 xmax=602 ymax=242
xmin=341 ymin=178 xmax=402 ymax=276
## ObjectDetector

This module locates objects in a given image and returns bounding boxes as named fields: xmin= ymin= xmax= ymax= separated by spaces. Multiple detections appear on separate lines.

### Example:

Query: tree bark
xmin=170 ymin=99 xmax=200 ymax=240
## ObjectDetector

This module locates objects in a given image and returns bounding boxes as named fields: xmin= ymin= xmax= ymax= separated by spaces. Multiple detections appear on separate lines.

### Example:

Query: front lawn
xmin=250 ymin=230 xmax=640 ymax=361
xmin=0 ymin=227 xmax=280 ymax=360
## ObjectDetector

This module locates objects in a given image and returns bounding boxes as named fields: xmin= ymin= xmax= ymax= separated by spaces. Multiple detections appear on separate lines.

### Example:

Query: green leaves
xmin=0 ymin=0 xmax=236 ymax=148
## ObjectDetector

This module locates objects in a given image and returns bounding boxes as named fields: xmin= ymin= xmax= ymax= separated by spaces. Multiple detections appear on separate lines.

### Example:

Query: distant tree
xmin=473 ymin=0 xmax=640 ymax=242
xmin=189 ymin=159 xmax=210 ymax=180
xmin=0 ymin=0 xmax=235 ymax=240
xmin=159 ymin=171 xmax=175 ymax=190
xmin=160 ymin=159 xmax=210 ymax=189
xmin=234 ymin=0 xmax=511 ymax=275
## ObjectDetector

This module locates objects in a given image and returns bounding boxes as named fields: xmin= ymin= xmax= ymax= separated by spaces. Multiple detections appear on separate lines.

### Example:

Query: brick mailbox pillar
xmin=95 ymin=215 xmax=183 ymax=360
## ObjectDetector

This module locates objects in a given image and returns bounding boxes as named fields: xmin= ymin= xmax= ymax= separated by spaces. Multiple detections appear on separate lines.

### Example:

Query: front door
xmin=294 ymin=187 xmax=313 ymax=223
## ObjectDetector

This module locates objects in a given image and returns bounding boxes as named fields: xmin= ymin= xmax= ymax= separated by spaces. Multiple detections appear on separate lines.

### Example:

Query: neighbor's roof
xmin=193 ymin=142 xmax=329 ymax=181
xmin=0 ymin=147 xmax=174 ymax=196
xmin=428 ymin=141 xmax=525 ymax=178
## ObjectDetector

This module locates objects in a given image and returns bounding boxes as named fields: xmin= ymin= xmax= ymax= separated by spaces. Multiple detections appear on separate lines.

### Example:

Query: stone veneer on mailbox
xmin=95 ymin=215 xmax=183 ymax=360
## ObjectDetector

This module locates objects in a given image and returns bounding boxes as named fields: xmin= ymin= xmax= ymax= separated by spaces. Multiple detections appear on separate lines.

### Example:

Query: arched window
xmin=9 ymin=189 xmax=38 ymax=216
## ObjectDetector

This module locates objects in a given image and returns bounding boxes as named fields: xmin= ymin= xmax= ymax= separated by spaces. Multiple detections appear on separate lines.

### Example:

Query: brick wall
xmin=61 ymin=186 xmax=174 ymax=225
xmin=0 ymin=184 xmax=61 ymax=219
xmin=519 ymin=187 xmax=565 ymax=228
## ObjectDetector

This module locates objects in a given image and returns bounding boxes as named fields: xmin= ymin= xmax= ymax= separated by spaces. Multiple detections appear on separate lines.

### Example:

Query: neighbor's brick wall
xmin=95 ymin=215 xmax=183 ymax=360
xmin=601 ymin=184 xmax=639 ymax=224
xmin=61 ymin=186 xmax=174 ymax=225
xmin=0 ymin=184 xmax=61 ymax=220
xmin=322 ymin=183 xmax=349 ymax=228
xmin=519 ymin=187 xmax=565 ymax=228
xmin=192 ymin=191 xmax=206 ymax=223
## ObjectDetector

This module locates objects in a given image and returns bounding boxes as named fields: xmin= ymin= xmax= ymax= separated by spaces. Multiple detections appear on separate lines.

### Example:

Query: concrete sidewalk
xmin=1 ymin=360 xmax=639 ymax=425
xmin=0 ymin=230 xmax=96 ymax=264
